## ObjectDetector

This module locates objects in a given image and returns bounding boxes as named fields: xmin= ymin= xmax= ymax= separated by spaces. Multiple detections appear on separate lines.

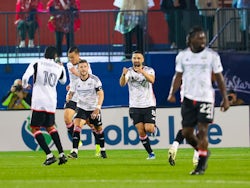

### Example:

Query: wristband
xmin=96 ymin=105 xmax=101 ymax=110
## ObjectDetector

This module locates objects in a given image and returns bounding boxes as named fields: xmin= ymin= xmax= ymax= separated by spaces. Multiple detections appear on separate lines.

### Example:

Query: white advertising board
xmin=0 ymin=106 xmax=249 ymax=151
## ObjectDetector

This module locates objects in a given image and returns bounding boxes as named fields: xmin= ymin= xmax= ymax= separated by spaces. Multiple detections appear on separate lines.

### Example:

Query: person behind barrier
xmin=227 ymin=89 xmax=245 ymax=106
xmin=160 ymin=0 xmax=187 ymax=49
xmin=195 ymin=0 xmax=218 ymax=43
xmin=47 ymin=0 xmax=81 ymax=57
xmin=115 ymin=0 xmax=153 ymax=60
xmin=1 ymin=79 xmax=31 ymax=110
xmin=232 ymin=0 xmax=250 ymax=50
xmin=15 ymin=0 xmax=43 ymax=48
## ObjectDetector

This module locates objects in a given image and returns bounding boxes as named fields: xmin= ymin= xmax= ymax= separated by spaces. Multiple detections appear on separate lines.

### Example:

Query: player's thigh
xmin=181 ymin=97 xmax=198 ymax=127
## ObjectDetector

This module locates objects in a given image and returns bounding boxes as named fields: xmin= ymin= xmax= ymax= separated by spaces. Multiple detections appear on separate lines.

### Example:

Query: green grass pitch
xmin=0 ymin=148 xmax=249 ymax=188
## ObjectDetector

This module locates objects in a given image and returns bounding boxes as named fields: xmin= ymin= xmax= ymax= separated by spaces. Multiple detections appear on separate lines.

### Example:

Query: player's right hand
xmin=167 ymin=94 xmax=176 ymax=103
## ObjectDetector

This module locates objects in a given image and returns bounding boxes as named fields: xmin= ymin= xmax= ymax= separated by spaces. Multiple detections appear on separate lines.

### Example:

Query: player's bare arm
xmin=91 ymin=89 xmax=104 ymax=119
xmin=167 ymin=72 xmax=182 ymax=103
xmin=215 ymin=73 xmax=230 ymax=112
xmin=70 ymin=67 xmax=80 ymax=77
xmin=119 ymin=67 xmax=128 ymax=87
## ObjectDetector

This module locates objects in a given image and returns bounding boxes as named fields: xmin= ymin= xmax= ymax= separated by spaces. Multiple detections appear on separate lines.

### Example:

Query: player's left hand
xmin=220 ymin=98 xmax=230 ymax=112
xmin=91 ymin=109 xmax=100 ymax=119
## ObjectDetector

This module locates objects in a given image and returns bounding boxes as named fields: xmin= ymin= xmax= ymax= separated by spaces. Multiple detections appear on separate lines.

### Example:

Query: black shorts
xmin=74 ymin=108 xmax=102 ymax=127
xmin=30 ymin=111 xmax=55 ymax=127
xmin=64 ymin=100 xmax=77 ymax=110
xmin=181 ymin=97 xmax=214 ymax=127
xmin=129 ymin=107 xmax=156 ymax=125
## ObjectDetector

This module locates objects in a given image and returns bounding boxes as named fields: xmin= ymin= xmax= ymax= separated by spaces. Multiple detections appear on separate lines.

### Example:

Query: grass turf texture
xmin=0 ymin=148 xmax=249 ymax=188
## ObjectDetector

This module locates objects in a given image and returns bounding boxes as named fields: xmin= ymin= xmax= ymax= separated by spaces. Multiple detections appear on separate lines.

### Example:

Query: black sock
xmin=50 ymin=131 xmax=63 ymax=154
xmin=140 ymin=136 xmax=153 ymax=154
xmin=72 ymin=131 xmax=80 ymax=149
xmin=197 ymin=155 xmax=206 ymax=170
xmin=98 ymin=132 xmax=105 ymax=148
xmin=186 ymin=137 xmax=198 ymax=151
xmin=175 ymin=129 xmax=184 ymax=144
xmin=93 ymin=131 xmax=100 ymax=145
xmin=34 ymin=132 xmax=51 ymax=155
xmin=67 ymin=124 xmax=74 ymax=138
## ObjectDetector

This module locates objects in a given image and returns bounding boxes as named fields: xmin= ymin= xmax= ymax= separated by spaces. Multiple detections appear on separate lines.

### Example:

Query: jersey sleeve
xmin=22 ymin=61 xmax=36 ymax=88
xmin=69 ymin=79 xmax=77 ymax=93
xmin=59 ymin=65 xmax=67 ymax=85
xmin=212 ymin=52 xmax=223 ymax=74
xmin=147 ymin=67 xmax=155 ymax=76
xmin=88 ymin=62 xmax=92 ymax=74
xmin=175 ymin=52 xmax=184 ymax=73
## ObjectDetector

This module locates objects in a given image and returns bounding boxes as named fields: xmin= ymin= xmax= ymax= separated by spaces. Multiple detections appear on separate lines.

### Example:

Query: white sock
xmin=47 ymin=153 xmax=53 ymax=159
xmin=171 ymin=141 xmax=179 ymax=150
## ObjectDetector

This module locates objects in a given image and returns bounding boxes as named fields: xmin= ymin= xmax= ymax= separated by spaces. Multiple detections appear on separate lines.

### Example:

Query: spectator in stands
xmin=160 ymin=0 xmax=187 ymax=49
xmin=227 ymin=89 xmax=245 ymax=106
xmin=195 ymin=0 xmax=218 ymax=42
xmin=1 ymin=79 xmax=31 ymax=109
xmin=115 ymin=0 xmax=154 ymax=60
xmin=232 ymin=0 xmax=250 ymax=50
xmin=47 ymin=0 xmax=81 ymax=57
xmin=15 ymin=0 xmax=43 ymax=48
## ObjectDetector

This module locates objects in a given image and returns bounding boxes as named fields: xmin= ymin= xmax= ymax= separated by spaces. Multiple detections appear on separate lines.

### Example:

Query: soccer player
xmin=67 ymin=60 xmax=107 ymax=159
xmin=65 ymin=46 xmax=101 ymax=156
xmin=167 ymin=26 xmax=230 ymax=175
xmin=119 ymin=50 xmax=158 ymax=160
xmin=22 ymin=46 xmax=68 ymax=165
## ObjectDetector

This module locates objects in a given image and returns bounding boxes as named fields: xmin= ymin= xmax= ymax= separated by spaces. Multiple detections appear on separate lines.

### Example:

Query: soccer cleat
xmin=190 ymin=150 xmax=211 ymax=175
xmin=190 ymin=169 xmax=205 ymax=175
xmin=151 ymin=125 xmax=159 ymax=137
xmin=168 ymin=148 xmax=177 ymax=166
xmin=68 ymin=151 xmax=78 ymax=159
xmin=78 ymin=140 xmax=83 ymax=147
xmin=146 ymin=153 xmax=156 ymax=160
xmin=43 ymin=156 xmax=57 ymax=166
xmin=100 ymin=150 xmax=107 ymax=159
xmin=58 ymin=154 xmax=68 ymax=165
xmin=95 ymin=144 xmax=101 ymax=157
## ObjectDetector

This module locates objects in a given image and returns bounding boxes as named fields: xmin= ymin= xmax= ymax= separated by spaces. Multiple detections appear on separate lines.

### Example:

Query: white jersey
xmin=125 ymin=66 xmax=156 ymax=108
xmin=70 ymin=74 xmax=102 ymax=111
xmin=22 ymin=58 xmax=67 ymax=113
xmin=176 ymin=47 xmax=223 ymax=103
xmin=66 ymin=59 xmax=92 ymax=102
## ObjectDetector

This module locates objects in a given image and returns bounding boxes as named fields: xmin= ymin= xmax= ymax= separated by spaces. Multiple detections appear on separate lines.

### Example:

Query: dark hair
xmin=79 ymin=59 xmax=88 ymax=64
xmin=132 ymin=50 xmax=143 ymax=55
xmin=68 ymin=46 xmax=80 ymax=54
xmin=186 ymin=26 xmax=205 ymax=46
xmin=44 ymin=46 xmax=57 ymax=59
xmin=227 ymin=89 xmax=236 ymax=94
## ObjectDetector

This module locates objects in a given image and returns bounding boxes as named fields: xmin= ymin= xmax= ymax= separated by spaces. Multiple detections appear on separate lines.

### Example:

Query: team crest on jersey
xmin=21 ymin=115 xmax=54 ymax=151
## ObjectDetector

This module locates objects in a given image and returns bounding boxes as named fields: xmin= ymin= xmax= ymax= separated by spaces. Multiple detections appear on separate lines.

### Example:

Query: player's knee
xmin=46 ymin=126 xmax=57 ymax=134
xmin=31 ymin=126 xmax=42 ymax=137
xmin=74 ymin=125 xmax=81 ymax=133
